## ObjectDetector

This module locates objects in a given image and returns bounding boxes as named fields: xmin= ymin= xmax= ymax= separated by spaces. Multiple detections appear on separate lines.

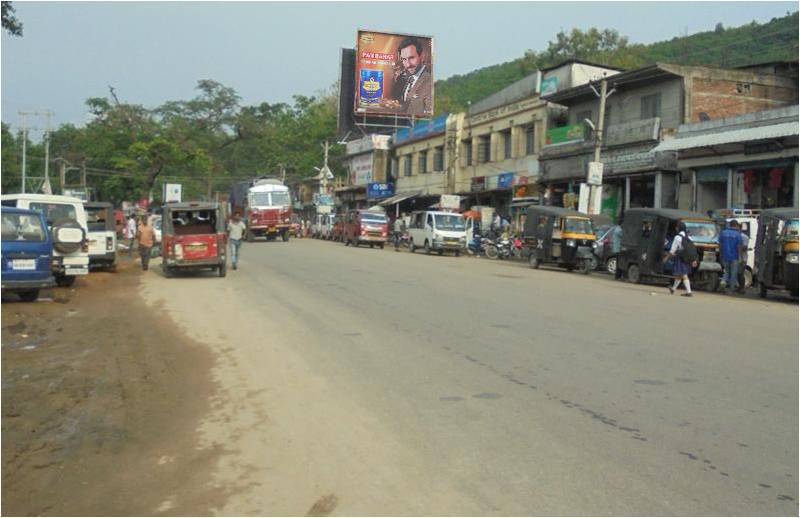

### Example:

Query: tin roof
xmin=652 ymin=122 xmax=798 ymax=152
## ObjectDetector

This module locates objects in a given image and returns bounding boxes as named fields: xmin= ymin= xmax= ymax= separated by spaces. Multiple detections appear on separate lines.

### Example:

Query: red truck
xmin=231 ymin=178 xmax=294 ymax=242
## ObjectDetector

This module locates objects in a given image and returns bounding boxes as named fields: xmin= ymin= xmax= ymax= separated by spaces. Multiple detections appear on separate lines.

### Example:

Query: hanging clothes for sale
xmin=743 ymin=170 xmax=756 ymax=193
xmin=769 ymin=168 xmax=784 ymax=189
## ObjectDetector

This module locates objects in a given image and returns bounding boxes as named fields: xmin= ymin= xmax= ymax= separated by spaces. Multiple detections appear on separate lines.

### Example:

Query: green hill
xmin=435 ymin=11 xmax=799 ymax=114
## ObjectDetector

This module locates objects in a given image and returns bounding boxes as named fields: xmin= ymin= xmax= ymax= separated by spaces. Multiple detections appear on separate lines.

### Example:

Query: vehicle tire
xmin=163 ymin=263 xmax=173 ymax=278
xmin=708 ymin=273 xmax=720 ymax=293
xmin=759 ymin=282 xmax=768 ymax=298
xmin=344 ymin=236 xmax=349 ymax=246
xmin=438 ymin=250 xmax=443 ymax=256
xmin=627 ymin=264 xmax=641 ymax=284
xmin=246 ymin=230 xmax=255 ymax=243
xmin=55 ymin=275 xmax=76 ymax=287
xmin=52 ymin=218 xmax=85 ymax=254
xmin=410 ymin=239 xmax=416 ymax=253
xmin=587 ymin=255 xmax=599 ymax=271
xmin=605 ymin=256 xmax=617 ymax=276
xmin=485 ymin=245 xmax=499 ymax=260
xmin=282 ymin=231 xmax=290 ymax=242
xmin=580 ymin=259 xmax=592 ymax=275
xmin=17 ymin=290 xmax=39 ymax=302
xmin=218 ymin=262 xmax=227 ymax=278
xmin=790 ymin=285 xmax=799 ymax=298
xmin=455 ymin=250 xmax=461 ymax=257
xmin=379 ymin=243 xmax=384 ymax=249
xmin=528 ymin=254 xmax=540 ymax=269
xmin=424 ymin=240 xmax=431 ymax=255
xmin=369 ymin=243 xmax=374 ymax=249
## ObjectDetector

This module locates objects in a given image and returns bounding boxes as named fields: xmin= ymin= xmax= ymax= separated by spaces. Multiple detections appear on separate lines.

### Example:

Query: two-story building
xmin=336 ymin=134 xmax=391 ymax=211
xmin=540 ymin=62 xmax=798 ymax=220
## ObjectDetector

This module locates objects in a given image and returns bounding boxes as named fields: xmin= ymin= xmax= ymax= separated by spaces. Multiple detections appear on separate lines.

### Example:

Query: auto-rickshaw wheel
xmin=218 ymin=263 xmax=227 ymax=278
xmin=528 ymin=255 xmax=540 ymax=269
xmin=580 ymin=259 xmax=591 ymax=275
xmin=163 ymin=264 xmax=173 ymax=278
xmin=282 ymin=231 xmax=290 ymax=242
xmin=759 ymin=282 xmax=768 ymax=298
xmin=627 ymin=264 xmax=641 ymax=284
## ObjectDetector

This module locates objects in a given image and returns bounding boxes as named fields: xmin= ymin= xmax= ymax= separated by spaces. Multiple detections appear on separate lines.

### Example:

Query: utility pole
xmin=18 ymin=110 xmax=55 ymax=194
xmin=587 ymin=76 xmax=614 ymax=215
xmin=42 ymin=111 xmax=53 ymax=194
xmin=19 ymin=112 xmax=28 ymax=193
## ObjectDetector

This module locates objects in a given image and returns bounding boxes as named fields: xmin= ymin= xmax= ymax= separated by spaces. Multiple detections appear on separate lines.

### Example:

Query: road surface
xmin=138 ymin=238 xmax=797 ymax=516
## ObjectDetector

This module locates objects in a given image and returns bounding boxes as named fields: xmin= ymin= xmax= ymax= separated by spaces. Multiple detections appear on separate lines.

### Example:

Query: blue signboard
xmin=498 ymin=172 xmax=515 ymax=189
xmin=367 ymin=182 xmax=395 ymax=200
xmin=394 ymin=114 xmax=449 ymax=145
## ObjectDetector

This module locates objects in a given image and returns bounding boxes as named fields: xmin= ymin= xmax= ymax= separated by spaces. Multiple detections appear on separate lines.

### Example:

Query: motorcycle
xmin=393 ymin=231 xmax=410 ymax=251
xmin=467 ymin=236 xmax=491 ymax=256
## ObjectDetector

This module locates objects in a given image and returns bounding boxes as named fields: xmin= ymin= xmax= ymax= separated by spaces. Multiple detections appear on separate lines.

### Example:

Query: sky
xmin=2 ymin=1 xmax=796 ymax=139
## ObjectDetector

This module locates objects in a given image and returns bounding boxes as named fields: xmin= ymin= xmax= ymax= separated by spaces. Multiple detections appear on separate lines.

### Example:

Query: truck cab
xmin=245 ymin=179 xmax=293 ymax=242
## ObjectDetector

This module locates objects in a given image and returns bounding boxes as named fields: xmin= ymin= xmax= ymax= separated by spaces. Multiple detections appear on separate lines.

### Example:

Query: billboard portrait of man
xmin=392 ymin=37 xmax=433 ymax=117
xmin=354 ymin=30 xmax=434 ymax=119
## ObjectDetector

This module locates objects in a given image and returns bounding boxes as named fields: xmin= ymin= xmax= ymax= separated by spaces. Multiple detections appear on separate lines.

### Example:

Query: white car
xmin=1 ymin=193 xmax=90 ymax=286
xmin=84 ymin=201 xmax=117 ymax=270
xmin=407 ymin=210 xmax=467 ymax=256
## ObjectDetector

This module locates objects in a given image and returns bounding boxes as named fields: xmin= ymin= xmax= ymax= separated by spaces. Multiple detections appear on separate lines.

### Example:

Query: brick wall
xmin=690 ymin=77 xmax=797 ymax=122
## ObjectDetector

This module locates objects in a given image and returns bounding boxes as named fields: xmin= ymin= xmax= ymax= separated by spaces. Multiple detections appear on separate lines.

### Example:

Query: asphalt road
xmin=141 ymin=238 xmax=798 ymax=516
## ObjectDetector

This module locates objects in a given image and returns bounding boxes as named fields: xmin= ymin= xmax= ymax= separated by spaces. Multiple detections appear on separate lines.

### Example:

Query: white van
xmin=407 ymin=210 xmax=467 ymax=256
xmin=1 ymin=194 xmax=90 ymax=286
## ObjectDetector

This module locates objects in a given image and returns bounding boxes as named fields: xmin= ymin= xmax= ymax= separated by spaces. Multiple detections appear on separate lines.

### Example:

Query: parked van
xmin=343 ymin=209 xmax=389 ymax=248
xmin=408 ymin=210 xmax=467 ymax=256
xmin=1 ymin=194 xmax=89 ymax=287
xmin=1 ymin=207 xmax=56 ymax=301
xmin=84 ymin=201 xmax=117 ymax=270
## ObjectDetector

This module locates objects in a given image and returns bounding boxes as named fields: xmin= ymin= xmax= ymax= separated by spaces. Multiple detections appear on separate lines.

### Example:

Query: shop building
xmin=336 ymin=134 xmax=391 ymax=211
xmin=540 ymin=63 xmax=798 ymax=220
xmin=654 ymin=105 xmax=798 ymax=211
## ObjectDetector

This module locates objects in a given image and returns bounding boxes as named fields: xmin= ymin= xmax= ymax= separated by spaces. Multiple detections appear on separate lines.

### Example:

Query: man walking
xmin=719 ymin=220 xmax=744 ymax=294
xmin=125 ymin=215 xmax=137 ymax=256
xmin=136 ymin=216 xmax=156 ymax=271
xmin=228 ymin=212 xmax=247 ymax=270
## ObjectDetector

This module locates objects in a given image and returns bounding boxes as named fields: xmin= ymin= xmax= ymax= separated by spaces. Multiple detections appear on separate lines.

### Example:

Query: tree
xmin=2 ymin=1 xmax=23 ymax=37
xmin=545 ymin=27 xmax=629 ymax=62
xmin=715 ymin=22 xmax=725 ymax=33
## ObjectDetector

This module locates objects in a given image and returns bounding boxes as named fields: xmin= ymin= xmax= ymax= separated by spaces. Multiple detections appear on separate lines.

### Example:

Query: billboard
xmin=355 ymin=30 xmax=434 ymax=118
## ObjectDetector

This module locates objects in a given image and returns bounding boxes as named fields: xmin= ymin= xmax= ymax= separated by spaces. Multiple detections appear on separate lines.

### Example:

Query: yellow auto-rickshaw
xmin=755 ymin=207 xmax=799 ymax=298
xmin=523 ymin=206 xmax=596 ymax=274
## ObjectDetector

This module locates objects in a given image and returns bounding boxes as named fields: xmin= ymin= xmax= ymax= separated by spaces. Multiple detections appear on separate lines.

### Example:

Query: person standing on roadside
xmin=228 ymin=212 xmax=247 ymax=270
xmin=664 ymin=222 xmax=697 ymax=297
xmin=136 ymin=217 xmax=156 ymax=271
xmin=125 ymin=215 xmax=137 ymax=256
xmin=719 ymin=220 xmax=744 ymax=294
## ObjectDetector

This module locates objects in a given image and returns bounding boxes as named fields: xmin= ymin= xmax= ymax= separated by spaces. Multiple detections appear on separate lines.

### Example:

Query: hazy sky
xmin=2 ymin=1 xmax=796 ymax=138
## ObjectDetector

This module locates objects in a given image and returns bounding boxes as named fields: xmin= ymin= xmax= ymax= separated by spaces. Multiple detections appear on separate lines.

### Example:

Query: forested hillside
xmin=435 ymin=11 xmax=799 ymax=114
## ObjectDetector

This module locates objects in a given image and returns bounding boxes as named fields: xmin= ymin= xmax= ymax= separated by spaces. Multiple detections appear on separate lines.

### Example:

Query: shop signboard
xmin=471 ymin=176 xmax=486 ymax=192
xmin=440 ymin=194 xmax=460 ymax=209
xmin=349 ymin=154 xmax=373 ymax=185
xmin=394 ymin=114 xmax=447 ymax=145
xmin=545 ymin=124 xmax=585 ymax=146
xmin=540 ymin=76 xmax=559 ymax=96
xmin=163 ymin=183 xmax=182 ymax=203
xmin=367 ymin=182 xmax=395 ymax=199
xmin=587 ymin=162 xmax=604 ymax=186
xmin=355 ymin=30 xmax=434 ymax=118
xmin=497 ymin=173 xmax=515 ymax=189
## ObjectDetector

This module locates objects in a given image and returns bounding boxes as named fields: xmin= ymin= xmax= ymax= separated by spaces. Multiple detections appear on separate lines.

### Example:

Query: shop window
xmin=419 ymin=151 xmax=428 ymax=174
xmin=641 ymin=93 xmax=662 ymax=120
xmin=403 ymin=156 xmax=412 ymax=177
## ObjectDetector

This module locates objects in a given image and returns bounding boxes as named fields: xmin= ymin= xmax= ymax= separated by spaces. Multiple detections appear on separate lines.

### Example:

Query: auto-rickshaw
xmin=523 ymin=206 xmax=596 ymax=274
xmin=754 ymin=207 xmax=799 ymax=298
xmin=617 ymin=208 xmax=721 ymax=290
xmin=161 ymin=202 xmax=227 ymax=278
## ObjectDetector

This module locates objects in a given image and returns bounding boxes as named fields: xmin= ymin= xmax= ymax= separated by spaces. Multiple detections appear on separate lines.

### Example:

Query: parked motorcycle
xmin=393 ymin=231 xmax=410 ymax=252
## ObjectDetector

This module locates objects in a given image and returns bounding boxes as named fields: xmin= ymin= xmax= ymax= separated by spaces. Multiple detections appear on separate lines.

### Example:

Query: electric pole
xmin=588 ymin=77 xmax=614 ymax=215
xmin=42 ymin=111 xmax=53 ymax=194
xmin=19 ymin=112 xmax=27 ymax=193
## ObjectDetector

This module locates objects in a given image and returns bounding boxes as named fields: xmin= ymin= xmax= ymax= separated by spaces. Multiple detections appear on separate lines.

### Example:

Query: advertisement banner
xmin=497 ymin=173 xmax=515 ymax=189
xmin=349 ymin=154 xmax=373 ymax=185
xmin=367 ymin=182 xmax=395 ymax=199
xmin=394 ymin=114 xmax=448 ymax=145
xmin=355 ymin=30 xmax=434 ymax=118
xmin=440 ymin=194 xmax=460 ymax=209
xmin=540 ymin=76 xmax=559 ymax=96
xmin=545 ymin=124 xmax=585 ymax=146
xmin=164 ymin=183 xmax=182 ymax=203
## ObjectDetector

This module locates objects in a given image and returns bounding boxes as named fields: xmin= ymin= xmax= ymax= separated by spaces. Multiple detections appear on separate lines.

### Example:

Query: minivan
xmin=407 ymin=210 xmax=467 ymax=256
xmin=343 ymin=210 xmax=389 ymax=248
xmin=1 ymin=207 xmax=56 ymax=301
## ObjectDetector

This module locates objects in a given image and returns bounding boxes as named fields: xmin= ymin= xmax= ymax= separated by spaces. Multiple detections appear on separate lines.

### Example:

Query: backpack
xmin=678 ymin=233 xmax=698 ymax=263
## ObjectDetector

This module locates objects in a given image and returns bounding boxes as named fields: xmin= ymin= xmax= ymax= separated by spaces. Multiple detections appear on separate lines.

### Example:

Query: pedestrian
xmin=611 ymin=220 xmax=624 ymax=279
xmin=227 ymin=212 xmax=246 ymax=270
xmin=392 ymin=213 xmax=406 ymax=251
xmin=136 ymin=216 xmax=156 ymax=271
xmin=664 ymin=222 xmax=698 ymax=297
xmin=719 ymin=220 xmax=744 ymax=294
xmin=125 ymin=215 xmax=137 ymax=256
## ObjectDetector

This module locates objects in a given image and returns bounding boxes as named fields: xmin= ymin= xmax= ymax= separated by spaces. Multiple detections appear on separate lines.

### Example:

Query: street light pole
xmin=588 ymin=77 xmax=614 ymax=215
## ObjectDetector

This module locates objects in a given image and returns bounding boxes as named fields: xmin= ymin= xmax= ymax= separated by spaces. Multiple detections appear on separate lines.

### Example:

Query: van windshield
xmin=1 ymin=213 xmax=47 ymax=241
xmin=565 ymin=218 xmax=593 ymax=234
xmin=434 ymin=214 xmax=465 ymax=231
xmin=29 ymin=202 xmax=76 ymax=226
xmin=361 ymin=213 xmax=387 ymax=223
xmin=684 ymin=221 xmax=718 ymax=244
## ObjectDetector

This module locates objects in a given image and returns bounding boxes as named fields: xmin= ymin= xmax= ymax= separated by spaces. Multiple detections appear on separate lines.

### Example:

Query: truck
xmin=231 ymin=177 xmax=294 ymax=242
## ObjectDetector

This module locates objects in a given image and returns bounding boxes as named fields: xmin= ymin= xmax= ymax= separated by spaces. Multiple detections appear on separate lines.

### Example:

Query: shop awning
xmin=378 ymin=190 xmax=423 ymax=206
xmin=653 ymin=122 xmax=799 ymax=152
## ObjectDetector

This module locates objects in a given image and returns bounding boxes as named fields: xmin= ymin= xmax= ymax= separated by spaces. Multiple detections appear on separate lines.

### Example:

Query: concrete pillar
xmin=726 ymin=167 xmax=733 ymax=209
xmin=625 ymin=176 xmax=631 ymax=210
xmin=654 ymin=173 xmax=663 ymax=209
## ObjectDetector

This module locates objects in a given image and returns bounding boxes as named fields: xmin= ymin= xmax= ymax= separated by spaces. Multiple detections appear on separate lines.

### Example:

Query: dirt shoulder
xmin=2 ymin=260 xmax=226 ymax=516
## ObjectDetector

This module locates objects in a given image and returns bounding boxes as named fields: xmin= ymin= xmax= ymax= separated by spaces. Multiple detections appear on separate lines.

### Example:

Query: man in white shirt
xmin=125 ymin=215 xmax=137 ymax=256
xmin=227 ymin=212 xmax=247 ymax=270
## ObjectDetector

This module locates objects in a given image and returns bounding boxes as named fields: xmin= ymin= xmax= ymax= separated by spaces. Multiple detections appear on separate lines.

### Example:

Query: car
xmin=1 ymin=207 xmax=56 ymax=301
xmin=84 ymin=201 xmax=117 ymax=270
xmin=1 ymin=193 xmax=90 ymax=287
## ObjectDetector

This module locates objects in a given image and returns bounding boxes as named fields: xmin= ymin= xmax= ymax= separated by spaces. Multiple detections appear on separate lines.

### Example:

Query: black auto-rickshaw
xmin=523 ymin=206 xmax=596 ymax=274
xmin=617 ymin=208 xmax=722 ymax=290
xmin=161 ymin=202 xmax=227 ymax=278
xmin=754 ymin=207 xmax=799 ymax=298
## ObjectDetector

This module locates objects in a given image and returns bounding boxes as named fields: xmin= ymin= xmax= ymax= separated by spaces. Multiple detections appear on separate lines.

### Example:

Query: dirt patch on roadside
xmin=2 ymin=259 xmax=227 ymax=516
